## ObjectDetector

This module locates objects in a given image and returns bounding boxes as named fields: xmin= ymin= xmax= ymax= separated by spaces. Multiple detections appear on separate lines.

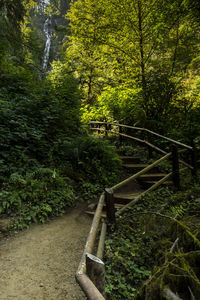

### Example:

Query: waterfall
xmin=42 ymin=16 xmax=53 ymax=70
xmin=38 ymin=0 xmax=49 ymax=13
xmin=37 ymin=0 xmax=53 ymax=70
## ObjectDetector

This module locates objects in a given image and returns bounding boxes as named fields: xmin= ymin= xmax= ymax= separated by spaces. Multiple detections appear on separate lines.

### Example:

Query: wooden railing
xmin=76 ymin=122 xmax=197 ymax=299
xmin=90 ymin=121 xmax=197 ymax=185
xmin=90 ymin=121 xmax=193 ymax=151
xmin=76 ymin=193 xmax=106 ymax=300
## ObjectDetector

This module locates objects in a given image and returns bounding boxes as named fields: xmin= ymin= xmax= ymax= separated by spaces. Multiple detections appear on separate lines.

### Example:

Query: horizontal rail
xmin=117 ymin=172 xmax=173 ymax=215
xmin=179 ymin=159 xmax=193 ymax=170
xmin=145 ymin=128 xmax=193 ymax=150
xmin=90 ymin=121 xmax=143 ymax=131
xmin=96 ymin=222 xmax=107 ymax=260
xmin=91 ymin=127 xmax=145 ymax=144
xmin=76 ymin=193 xmax=105 ymax=299
xmin=91 ymin=127 xmax=167 ymax=155
xmin=145 ymin=141 xmax=167 ymax=155
xmin=77 ymin=193 xmax=105 ymax=274
xmin=112 ymin=152 xmax=172 ymax=192
xmin=76 ymin=273 xmax=105 ymax=300
xmin=91 ymin=124 xmax=194 ymax=170
xmin=90 ymin=121 xmax=193 ymax=150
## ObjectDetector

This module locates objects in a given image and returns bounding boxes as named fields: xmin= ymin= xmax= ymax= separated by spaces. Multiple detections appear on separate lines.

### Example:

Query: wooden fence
xmin=90 ymin=121 xmax=197 ymax=185
xmin=75 ymin=121 xmax=197 ymax=299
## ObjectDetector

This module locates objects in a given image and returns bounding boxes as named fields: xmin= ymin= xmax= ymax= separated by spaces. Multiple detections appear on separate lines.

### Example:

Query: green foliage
xmin=50 ymin=135 xmax=121 ymax=186
xmin=105 ymin=176 xmax=200 ymax=299
xmin=77 ymin=181 xmax=101 ymax=201
xmin=73 ymin=136 xmax=121 ymax=186
xmin=67 ymin=0 xmax=200 ymax=139
xmin=0 ymin=63 xmax=81 ymax=180
xmin=104 ymin=189 xmax=175 ymax=299
xmin=105 ymin=221 xmax=155 ymax=299
xmin=81 ymin=86 xmax=143 ymax=125
xmin=0 ymin=168 xmax=75 ymax=229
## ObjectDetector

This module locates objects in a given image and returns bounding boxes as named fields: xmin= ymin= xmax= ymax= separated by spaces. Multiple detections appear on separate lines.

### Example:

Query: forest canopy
xmin=66 ymin=0 xmax=200 ymax=140
xmin=0 ymin=0 xmax=199 ymax=224
xmin=0 ymin=1 xmax=200 ymax=299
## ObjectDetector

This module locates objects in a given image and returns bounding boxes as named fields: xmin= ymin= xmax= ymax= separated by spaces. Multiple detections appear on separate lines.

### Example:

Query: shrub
xmin=81 ymin=85 xmax=144 ymax=125
xmin=0 ymin=168 xmax=75 ymax=229
xmin=51 ymin=135 xmax=121 ymax=187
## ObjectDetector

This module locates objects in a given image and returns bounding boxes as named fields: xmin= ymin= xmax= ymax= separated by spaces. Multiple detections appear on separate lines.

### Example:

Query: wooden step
xmin=85 ymin=211 xmax=106 ymax=218
xmin=113 ymin=192 xmax=141 ymax=203
xmin=122 ymin=163 xmax=149 ymax=169
xmin=138 ymin=173 xmax=167 ymax=180
xmin=120 ymin=156 xmax=140 ymax=164
xmin=85 ymin=204 xmax=124 ymax=217
xmin=122 ymin=164 xmax=161 ymax=174
xmin=114 ymin=203 xmax=124 ymax=208
xmin=139 ymin=180 xmax=173 ymax=188
xmin=103 ymin=203 xmax=124 ymax=209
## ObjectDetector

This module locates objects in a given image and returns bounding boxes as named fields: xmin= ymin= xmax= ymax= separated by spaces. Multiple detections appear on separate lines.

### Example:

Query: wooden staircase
xmin=86 ymin=154 xmax=173 ymax=216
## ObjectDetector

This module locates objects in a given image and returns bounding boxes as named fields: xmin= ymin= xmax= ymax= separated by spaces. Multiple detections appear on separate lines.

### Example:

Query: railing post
xmin=105 ymin=123 xmax=108 ymax=137
xmin=105 ymin=188 xmax=116 ymax=226
xmin=191 ymin=141 xmax=197 ymax=178
xmin=89 ymin=122 xmax=93 ymax=133
xmin=171 ymin=145 xmax=180 ymax=189
xmin=98 ymin=123 xmax=101 ymax=135
xmin=147 ymin=132 xmax=153 ymax=159
xmin=119 ymin=125 xmax=123 ymax=146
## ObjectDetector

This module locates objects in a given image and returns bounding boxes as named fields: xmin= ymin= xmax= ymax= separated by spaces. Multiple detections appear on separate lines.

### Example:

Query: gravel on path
xmin=0 ymin=205 xmax=92 ymax=300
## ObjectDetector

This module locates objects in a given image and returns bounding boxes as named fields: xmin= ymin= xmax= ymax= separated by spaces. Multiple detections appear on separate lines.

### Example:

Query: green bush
xmin=81 ymin=85 xmax=144 ymax=125
xmin=0 ymin=64 xmax=81 ymax=181
xmin=74 ymin=136 xmax=121 ymax=186
xmin=51 ymin=135 xmax=121 ymax=187
xmin=0 ymin=168 xmax=75 ymax=229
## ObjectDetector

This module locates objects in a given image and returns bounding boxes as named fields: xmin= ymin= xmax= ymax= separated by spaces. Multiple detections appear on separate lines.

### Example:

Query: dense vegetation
xmin=105 ymin=180 xmax=200 ymax=300
xmin=0 ymin=0 xmax=121 ymax=228
xmin=67 ymin=0 xmax=200 ymax=145
xmin=0 ymin=0 xmax=200 ymax=298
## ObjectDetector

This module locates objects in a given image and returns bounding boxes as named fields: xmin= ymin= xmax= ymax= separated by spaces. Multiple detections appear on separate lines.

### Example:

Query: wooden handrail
xmin=77 ymin=122 xmax=196 ymax=299
xmin=117 ymin=172 xmax=173 ymax=215
xmin=76 ymin=273 xmax=105 ymax=300
xmin=96 ymin=222 xmax=107 ymax=260
xmin=91 ymin=122 xmax=195 ymax=171
xmin=90 ymin=121 xmax=193 ymax=150
xmin=76 ymin=193 xmax=105 ymax=299
xmin=112 ymin=152 xmax=172 ymax=192
xmin=77 ymin=193 xmax=105 ymax=274
xmin=91 ymin=127 xmax=167 ymax=155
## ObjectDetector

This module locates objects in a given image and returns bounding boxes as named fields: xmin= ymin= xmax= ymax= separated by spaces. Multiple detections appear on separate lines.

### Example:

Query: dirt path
xmin=0 ymin=205 xmax=92 ymax=300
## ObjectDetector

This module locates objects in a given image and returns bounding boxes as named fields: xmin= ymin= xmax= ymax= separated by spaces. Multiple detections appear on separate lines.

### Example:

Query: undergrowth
xmin=0 ymin=169 xmax=76 ymax=229
xmin=0 ymin=136 xmax=121 ymax=230
xmin=105 ymin=181 xmax=200 ymax=299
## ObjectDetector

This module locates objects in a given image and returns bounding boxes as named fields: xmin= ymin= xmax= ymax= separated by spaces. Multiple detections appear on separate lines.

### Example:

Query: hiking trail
xmin=0 ymin=204 xmax=91 ymax=300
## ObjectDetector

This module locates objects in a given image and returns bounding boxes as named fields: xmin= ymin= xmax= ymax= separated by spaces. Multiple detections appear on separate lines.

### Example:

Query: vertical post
xmin=90 ymin=122 xmax=93 ymax=134
xmin=147 ymin=133 xmax=153 ymax=159
xmin=86 ymin=253 xmax=105 ymax=297
xmin=105 ymin=123 xmax=108 ymax=137
xmin=191 ymin=140 xmax=197 ymax=178
xmin=119 ymin=125 xmax=123 ymax=146
xmin=98 ymin=123 xmax=101 ymax=135
xmin=105 ymin=188 xmax=116 ymax=225
xmin=171 ymin=145 xmax=180 ymax=189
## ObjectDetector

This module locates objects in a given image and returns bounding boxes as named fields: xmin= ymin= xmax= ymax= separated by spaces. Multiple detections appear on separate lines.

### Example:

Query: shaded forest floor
xmin=0 ymin=204 xmax=91 ymax=300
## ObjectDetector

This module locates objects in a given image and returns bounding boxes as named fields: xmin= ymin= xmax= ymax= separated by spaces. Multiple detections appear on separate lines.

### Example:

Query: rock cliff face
xmin=32 ymin=0 xmax=71 ymax=70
